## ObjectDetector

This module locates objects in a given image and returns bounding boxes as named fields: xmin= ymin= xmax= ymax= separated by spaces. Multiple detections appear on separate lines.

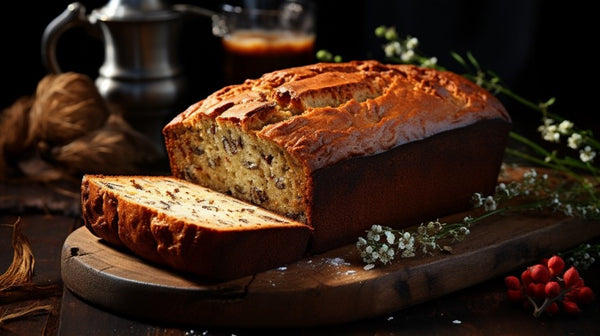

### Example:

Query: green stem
xmin=508 ymin=132 xmax=600 ymax=178
xmin=494 ymin=82 xmax=600 ymax=151
xmin=489 ymin=81 xmax=543 ymax=114
xmin=437 ymin=199 xmax=556 ymax=241
xmin=531 ymin=297 xmax=548 ymax=318
xmin=583 ymin=134 xmax=600 ymax=149
xmin=505 ymin=148 xmax=561 ymax=171
xmin=509 ymin=132 xmax=553 ymax=158
xmin=531 ymin=287 xmax=573 ymax=317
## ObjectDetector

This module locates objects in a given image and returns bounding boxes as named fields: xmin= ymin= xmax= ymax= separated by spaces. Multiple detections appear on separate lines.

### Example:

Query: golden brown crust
xmin=80 ymin=175 xmax=312 ymax=281
xmin=81 ymin=175 xmax=122 ymax=247
xmin=164 ymin=60 xmax=510 ymax=172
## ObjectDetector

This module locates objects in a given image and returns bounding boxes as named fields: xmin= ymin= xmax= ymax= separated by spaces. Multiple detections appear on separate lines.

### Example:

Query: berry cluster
xmin=504 ymin=255 xmax=595 ymax=317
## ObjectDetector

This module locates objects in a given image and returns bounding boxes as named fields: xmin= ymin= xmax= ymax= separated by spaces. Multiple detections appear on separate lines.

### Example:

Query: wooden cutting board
xmin=61 ymin=213 xmax=600 ymax=328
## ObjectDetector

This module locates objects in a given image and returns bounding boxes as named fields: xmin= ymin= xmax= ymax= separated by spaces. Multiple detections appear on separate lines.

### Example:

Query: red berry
xmin=547 ymin=255 xmax=565 ymax=277
xmin=527 ymin=282 xmax=546 ymax=300
xmin=505 ymin=275 xmax=522 ymax=290
xmin=578 ymin=286 xmax=595 ymax=304
xmin=545 ymin=281 xmax=561 ymax=298
xmin=564 ymin=287 xmax=579 ymax=301
xmin=507 ymin=289 xmax=524 ymax=302
xmin=530 ymin=264 xmax=551 ymax=283
xmin=562 ymin=300 xmax=581 ymax=314
xmin=545 ymin=301 xmax=559 ymax=315
xmin=521 ymin=269 xmax=533 ymax=286
xmin=564 ymin=266 xmax=582 ymax=288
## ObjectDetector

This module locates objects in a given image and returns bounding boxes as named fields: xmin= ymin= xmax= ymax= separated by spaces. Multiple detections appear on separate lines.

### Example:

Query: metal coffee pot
xmin=42 ymin=0 xmax=221 ymax=156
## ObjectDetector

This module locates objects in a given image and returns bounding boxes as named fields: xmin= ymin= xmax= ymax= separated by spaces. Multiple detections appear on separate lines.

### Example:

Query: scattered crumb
xmin=326 ymin=257 xmax=350 ymax=266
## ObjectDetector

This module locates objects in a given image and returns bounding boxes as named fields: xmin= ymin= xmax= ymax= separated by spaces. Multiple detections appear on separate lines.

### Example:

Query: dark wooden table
xmin=1 ymin=180 xmax=600 ymax=336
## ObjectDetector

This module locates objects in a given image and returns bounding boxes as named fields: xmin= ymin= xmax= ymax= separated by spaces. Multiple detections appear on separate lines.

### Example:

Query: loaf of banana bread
xmin=163 ymin=60 xmax=511 ymax=252
xmin=81 ymin=175 xmax=312 ymax=280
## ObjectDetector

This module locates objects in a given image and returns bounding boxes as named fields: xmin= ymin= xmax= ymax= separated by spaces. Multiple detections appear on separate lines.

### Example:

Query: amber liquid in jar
xmin=222 ymin=30 xmax=315 ymax=85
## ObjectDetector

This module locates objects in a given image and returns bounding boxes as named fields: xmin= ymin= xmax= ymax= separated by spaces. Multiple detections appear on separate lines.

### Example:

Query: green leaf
xmin=466 ymin=51 xmax=480 ymax=71
xmin=450 ymin=52 xmax=466 ymax=67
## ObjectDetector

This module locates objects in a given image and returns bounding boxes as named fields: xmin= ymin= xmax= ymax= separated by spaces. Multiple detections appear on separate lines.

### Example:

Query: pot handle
xmin=41 ymin=2 xmax=93 ymax=74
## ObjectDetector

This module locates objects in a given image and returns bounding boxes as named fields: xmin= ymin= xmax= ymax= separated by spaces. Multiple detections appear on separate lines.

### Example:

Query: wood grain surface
xmin=61 ymin=213 xmax=600 ymax=328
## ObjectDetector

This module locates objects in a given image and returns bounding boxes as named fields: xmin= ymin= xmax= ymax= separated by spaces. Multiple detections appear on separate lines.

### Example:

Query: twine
xmin=0 ymin=72 xmax=161 ymax=181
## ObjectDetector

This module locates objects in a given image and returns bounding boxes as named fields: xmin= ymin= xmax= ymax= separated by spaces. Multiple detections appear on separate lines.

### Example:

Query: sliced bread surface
xmin=81 ymin=174 xmax=312 ymax=281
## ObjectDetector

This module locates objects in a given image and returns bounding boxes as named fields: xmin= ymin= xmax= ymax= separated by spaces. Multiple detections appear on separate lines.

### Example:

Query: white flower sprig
xmin=374 ymin=25 xmax=600 ymax=176
xmin=357 ymin=167 xmax=600 ymax=269
xmin=374 ymin=26 xmax=438 ymax=68
xmin=560 ymin=243 xmax=600 ymax=271
xmin=357 ymin=219 xmax=471 ymax=270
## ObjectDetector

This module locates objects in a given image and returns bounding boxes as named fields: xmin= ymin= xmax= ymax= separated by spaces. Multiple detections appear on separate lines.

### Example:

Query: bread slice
xmin=81 ymin=174 xmax=312 ymax=281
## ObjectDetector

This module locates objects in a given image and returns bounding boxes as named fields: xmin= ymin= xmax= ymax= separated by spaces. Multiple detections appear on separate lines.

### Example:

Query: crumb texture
xmin=88 ymin=175 xmax=297 ymax=228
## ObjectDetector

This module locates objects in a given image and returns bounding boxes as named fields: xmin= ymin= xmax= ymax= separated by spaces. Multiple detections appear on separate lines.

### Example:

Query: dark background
xmin=1 ymin=0 xmax=597 ymax=137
